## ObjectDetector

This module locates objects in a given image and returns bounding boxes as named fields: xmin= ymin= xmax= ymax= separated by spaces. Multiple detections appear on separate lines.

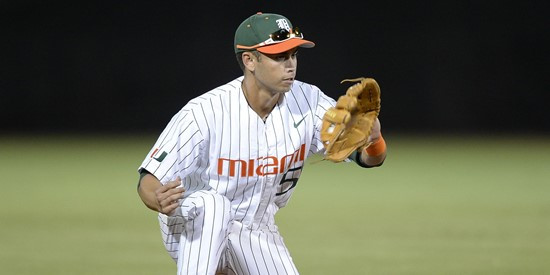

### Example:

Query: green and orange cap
xmin=234 ymin=12 xmax=315 ymax=54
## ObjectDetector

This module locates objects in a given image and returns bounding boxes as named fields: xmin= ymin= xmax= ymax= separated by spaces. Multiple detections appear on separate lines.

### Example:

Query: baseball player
xmin=137 ymin=12 xmax=386 ymax=275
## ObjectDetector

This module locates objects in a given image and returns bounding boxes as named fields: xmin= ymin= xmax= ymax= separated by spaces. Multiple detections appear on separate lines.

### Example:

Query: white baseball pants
xmin=158 ymin=190 xmax=299 ymax=275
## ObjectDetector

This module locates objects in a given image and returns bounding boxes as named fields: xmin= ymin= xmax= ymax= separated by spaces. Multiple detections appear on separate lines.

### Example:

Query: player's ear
xmin=242 ymin=51 xmax=256 ymax=71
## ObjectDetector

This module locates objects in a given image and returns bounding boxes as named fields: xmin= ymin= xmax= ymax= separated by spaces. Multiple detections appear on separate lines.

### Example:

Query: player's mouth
xmin=282 ymin=77 xmax=294 ymax=84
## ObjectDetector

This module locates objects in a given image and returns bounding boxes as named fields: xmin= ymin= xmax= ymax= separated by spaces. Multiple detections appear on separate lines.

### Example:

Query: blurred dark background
xmin=1 ymin=0 xmax=548 ymax=135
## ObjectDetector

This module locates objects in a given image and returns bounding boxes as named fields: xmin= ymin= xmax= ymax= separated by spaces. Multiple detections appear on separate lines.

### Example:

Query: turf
xmin=1 ymin=134 xmax=549 ymax=274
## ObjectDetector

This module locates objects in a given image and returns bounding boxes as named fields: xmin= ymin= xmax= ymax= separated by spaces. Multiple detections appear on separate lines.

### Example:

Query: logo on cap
xmin=276 ymin=19 xmax=291 ymax=31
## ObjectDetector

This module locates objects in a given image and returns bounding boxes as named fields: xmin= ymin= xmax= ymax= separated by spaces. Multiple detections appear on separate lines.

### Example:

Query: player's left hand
xmin=320 ymin=77 xmax=381 ymax=162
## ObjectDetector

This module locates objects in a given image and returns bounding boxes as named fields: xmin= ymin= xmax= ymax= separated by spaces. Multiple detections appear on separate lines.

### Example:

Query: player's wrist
xmin=350 ymin=135 xmax=386 ymax=168
xmin=364 ymin=135 xmax=386 ymax=157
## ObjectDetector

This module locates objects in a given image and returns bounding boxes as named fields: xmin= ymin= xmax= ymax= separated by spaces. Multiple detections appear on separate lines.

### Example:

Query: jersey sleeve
xmin=138 ymin=107 xmax=205 ymax=184
xmin=311 ymin=89 xmax=336 ymax=154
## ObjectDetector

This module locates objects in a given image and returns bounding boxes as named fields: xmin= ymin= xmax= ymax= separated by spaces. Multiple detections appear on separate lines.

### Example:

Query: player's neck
xmin=242 ymin=80 xmax=280 ymax=121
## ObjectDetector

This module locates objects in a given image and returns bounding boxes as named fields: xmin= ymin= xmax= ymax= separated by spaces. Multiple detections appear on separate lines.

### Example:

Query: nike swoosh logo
xmin=293 ymin=114 xmax=309 ymax=128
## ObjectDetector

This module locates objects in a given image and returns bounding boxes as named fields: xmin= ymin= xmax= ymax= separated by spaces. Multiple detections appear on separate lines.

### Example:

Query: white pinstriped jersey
xmin=139 ymin=76 xmax=336 ymax=274
xmin=140 ymin=76 xmax=335 ymax=228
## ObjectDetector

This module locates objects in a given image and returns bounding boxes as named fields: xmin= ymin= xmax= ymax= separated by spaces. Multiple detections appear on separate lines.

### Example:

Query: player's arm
xmin=137 ymin=169 xmax=184 ymax=215
xmin=350 ymin=118 xmax=387 ymax=168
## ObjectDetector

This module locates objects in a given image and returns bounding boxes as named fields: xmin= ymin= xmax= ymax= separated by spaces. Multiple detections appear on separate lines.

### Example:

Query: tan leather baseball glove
xmin=320 ymin=77 xmax=381 ymax=162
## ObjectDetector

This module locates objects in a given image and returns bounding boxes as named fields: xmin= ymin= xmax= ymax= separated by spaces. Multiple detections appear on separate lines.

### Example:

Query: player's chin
xmin=280 ymin=79 xmax=294 ymax=91
xmin=278 ymin=87 xmax=292 ymax=94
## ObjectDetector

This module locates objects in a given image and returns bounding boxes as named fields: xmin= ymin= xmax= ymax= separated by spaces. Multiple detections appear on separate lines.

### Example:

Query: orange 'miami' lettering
xmin=218 ymin=144 xmax=306 ymax=177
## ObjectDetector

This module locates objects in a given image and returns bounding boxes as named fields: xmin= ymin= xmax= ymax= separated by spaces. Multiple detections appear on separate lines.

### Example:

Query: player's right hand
xmin=155 ymin=177 xmax=185 ymax=215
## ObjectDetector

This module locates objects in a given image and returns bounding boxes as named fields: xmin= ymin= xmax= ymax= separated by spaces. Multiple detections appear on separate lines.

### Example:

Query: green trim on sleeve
xmin=348 ymin=151 xmax=359 ymax=164
xmin=137 ymin=168 xmax=151 ymax=189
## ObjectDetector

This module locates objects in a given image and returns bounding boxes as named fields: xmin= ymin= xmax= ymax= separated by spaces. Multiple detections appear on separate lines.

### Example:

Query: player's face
xmin=254 ymin=48 xmax=298 ymax=94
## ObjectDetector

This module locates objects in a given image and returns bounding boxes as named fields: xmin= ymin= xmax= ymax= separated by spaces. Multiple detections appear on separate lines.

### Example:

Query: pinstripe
xmin=204 ymin=194 xmax=215 ymax=274
xmin=175 ymin=218 xmax=184 ymax=262
xmin=257 ymin=116 xmax=278 ymax=226
xmin=255 ymin=123 xmax=273 ymax=227
xmin=195 ymin=196 xmax=206 ymax=274
xmin=257 ymin=231 xmax=271 ymax=275
xmin=228 ymin=239 xmax=244 ymax=274
xmin=213 ymin=197 xmax=227 ymax=261
xmin=190 ymin=107 xmax=203 ymax=138
xmin=176 ymin=138 xmax=201 ymax=164
xmin=237 ymin=227 xmax=253 ymax=274
xmin=210 ymin=97 xmax=221 ymax=189
xmin=279 ymin=234 xmax=298 ymax=274
xmin=297 ymin=84 xmax=313 ymax=114
xmin=314 ymin=92 xmax=325 ymax=121
xmin=240 ymin=108 xmax=261 ymax=221
xmin=272 ymin=233 xmax=289 ymax=275
xmin=229 ymin=88 xmax=242 ymax=202
xmin=196 ymin=104 xmax=211 ymax=187
xmin=291 ymin=88 xmax=308 ymax=116
xmin=139 ymin=77 xmax=335 ymax=274
xmin=234 ymin=94 xmax=256 ymax=221
xmin=276 ymin=102 xmax=300 ymax=204
xmin=183 ymin=218 xmax=195 ymax=275
xmin=227 ymin=87 xmax=233 ymax=196
xmin=157 ymin=159 xmax=177 ymax=182
xmin=249 ymin=229 xmax=261 ymax=274
xmin=215 ymin=94 xmax=224 ymax=191
xmin=265 ymin=232 xmax=280 ymax=275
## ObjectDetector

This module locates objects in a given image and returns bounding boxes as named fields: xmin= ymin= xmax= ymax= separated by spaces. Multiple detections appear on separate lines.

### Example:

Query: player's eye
xmin=280 ymin=51 xmax=298 ymax=61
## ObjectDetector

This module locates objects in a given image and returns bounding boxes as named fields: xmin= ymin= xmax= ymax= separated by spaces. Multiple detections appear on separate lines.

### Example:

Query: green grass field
xmin=1 ymin=134 xmax=549 ymax=274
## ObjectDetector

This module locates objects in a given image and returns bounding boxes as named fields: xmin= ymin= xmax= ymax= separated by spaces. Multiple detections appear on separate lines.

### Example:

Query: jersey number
xmin=276 ymin=166 xmax=303 ymax=196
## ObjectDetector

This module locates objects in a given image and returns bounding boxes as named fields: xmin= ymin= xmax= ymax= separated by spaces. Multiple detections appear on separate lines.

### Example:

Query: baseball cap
xmin=234 ymin=12 xmax=315 ymax=54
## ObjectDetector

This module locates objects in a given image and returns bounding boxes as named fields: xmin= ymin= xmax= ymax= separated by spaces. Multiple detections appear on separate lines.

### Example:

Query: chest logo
xmin=293 ymin=114 xmax=309 ymax=128
xmin=218 ymin=144 xmax=306 ymax=177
